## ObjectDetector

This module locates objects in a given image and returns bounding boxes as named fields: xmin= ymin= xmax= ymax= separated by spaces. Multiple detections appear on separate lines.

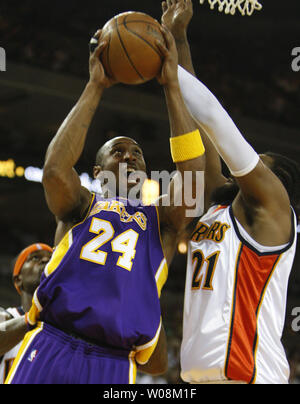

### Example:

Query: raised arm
xmin=164 ymin=2 xmax=291 ymax=244
xmin=162 ymin=0 xmax=227 ymax=211
xmin=162 ymin=0 xmax=195 ymax=75
xmin=0 ymin=312 xmax=27 ymax=357
xmin=155 ymin=26 xmax=206 ymax=264
xmin=177 ymin=66 xmax=292 ymax=246
xmin=43 ymin=31 xmax=115 ymax=223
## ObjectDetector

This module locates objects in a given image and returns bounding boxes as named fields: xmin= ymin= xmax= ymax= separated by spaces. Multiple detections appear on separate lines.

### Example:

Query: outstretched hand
xmin=156 ymin=25 xmax=179 ymax=87
xmin=161 ymin=0 xmax=193 ymax=39
xmin=89 ymin=30 xmax=117 ymax=89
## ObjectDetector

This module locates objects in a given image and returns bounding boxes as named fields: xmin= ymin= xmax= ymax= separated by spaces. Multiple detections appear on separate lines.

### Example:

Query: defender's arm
xmin=156 ymin=26 xmax=206 ymax=260
xmin=0 ymin=314 xmax=27 ymax=356
xmin=177 ymin=66 xmax=292 ymax=245
xmin=162 ymin=0 xmax=227 ymax=211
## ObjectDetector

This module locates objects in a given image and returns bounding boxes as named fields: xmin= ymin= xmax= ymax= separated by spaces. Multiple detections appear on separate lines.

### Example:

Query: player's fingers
xmin=89 ymin=37 xmax=99 ymax=54
xmin=89 ymin=29 xmax=102 ymax=54
xmin=166 ymin=0 xmax=173 ymax=8
xmin=94 ymin=40 xmax=108 ymax=58
xmin=162 ymin=1 xmax=167 ymax=13
xmin=94 ymin=29 xmax=102 ymax=38
xmin=186 ymin=0 xmax=193 ymax=9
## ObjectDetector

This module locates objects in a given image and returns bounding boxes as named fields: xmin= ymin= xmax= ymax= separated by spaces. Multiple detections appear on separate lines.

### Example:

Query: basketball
xmin=100 ymin=11 xmax=165 ymax=85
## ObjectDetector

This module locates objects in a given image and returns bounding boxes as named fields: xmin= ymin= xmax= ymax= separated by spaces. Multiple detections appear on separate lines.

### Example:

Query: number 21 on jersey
xmin=191 ymin=250 xmax=220 ymax=291
xmin=80 ymin=218 xmax=139 ymax=272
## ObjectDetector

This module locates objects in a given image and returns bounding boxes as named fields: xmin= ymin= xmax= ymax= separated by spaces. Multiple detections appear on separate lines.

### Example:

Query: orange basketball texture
xmin=100 ymin=12 xmax=165 ymax=85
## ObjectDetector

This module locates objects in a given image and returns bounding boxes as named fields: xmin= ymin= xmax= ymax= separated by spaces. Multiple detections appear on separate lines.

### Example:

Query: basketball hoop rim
xmin=199 ymin=0 xmax=263 ymax=16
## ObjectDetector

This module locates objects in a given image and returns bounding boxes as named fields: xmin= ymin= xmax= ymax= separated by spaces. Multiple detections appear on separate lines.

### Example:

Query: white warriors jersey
xmin=0 ymin=307 xmax=24 ymax=384
xmin=181 ymin=205 xmax=297 ymax=384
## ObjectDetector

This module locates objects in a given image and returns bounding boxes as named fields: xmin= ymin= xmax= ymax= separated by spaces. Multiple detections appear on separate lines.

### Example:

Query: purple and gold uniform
xmin=6 ymin=195 xmax=168 ymax=384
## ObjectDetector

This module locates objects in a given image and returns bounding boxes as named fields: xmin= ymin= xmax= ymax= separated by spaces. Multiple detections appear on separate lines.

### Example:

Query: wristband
xmin=170 ymin=130 xmax=205 ymax=163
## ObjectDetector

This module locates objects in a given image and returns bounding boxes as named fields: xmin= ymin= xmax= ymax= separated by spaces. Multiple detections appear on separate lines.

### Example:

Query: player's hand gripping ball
xmin=98 ymin=11 xmax=166 ymax=85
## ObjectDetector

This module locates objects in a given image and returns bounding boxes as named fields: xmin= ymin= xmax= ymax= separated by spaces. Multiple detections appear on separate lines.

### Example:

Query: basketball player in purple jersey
xmin=6 ymin=27 xmax=206 ymax=384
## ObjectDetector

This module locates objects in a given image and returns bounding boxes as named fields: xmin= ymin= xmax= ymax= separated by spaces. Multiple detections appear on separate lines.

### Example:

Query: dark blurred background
xmin=0 ymin=0 xmax=299 ymax=384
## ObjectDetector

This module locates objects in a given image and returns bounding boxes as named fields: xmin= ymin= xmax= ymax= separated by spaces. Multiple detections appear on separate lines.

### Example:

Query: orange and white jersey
xmin=181 ymin=205 xmax=297 ymax=384
xmin=0 ymin=307 xmax=24 ymax=384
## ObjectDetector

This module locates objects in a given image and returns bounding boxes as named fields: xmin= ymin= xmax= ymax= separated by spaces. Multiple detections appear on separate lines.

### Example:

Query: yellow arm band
xmin=170 ymin=130 xmax=205 ymax=163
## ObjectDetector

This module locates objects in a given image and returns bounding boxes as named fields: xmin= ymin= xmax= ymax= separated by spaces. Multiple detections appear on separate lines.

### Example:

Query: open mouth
xmin=127 ymin=170 xmax=141 ymax=186
xmin=126 ymin=167 xmax=136 ymax=178
xmin=122 ymin=167 xmax=139 ymax=186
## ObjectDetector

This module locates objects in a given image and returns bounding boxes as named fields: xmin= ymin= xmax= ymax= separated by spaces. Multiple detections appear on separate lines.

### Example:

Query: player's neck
xmin=20 ymin=292 xmax=34 ymax=313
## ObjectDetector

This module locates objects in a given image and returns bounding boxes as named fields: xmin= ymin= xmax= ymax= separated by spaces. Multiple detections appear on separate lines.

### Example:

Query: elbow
xmin=151 ymin=356 xmax=168 ymax=376
xmin=153 ymin=359 xmax=168 ymax=376
xmin=139 ymin=357 xmax=168 ymax=377
xmin=42 ymin=164 xmax=61 ymax=187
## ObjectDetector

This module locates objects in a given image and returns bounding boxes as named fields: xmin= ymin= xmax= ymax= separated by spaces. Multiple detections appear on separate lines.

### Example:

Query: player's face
xmin=94 ymin=137 xmax=147 ymax=196
xmin=19 ymin=250 xmax=52 ymax=295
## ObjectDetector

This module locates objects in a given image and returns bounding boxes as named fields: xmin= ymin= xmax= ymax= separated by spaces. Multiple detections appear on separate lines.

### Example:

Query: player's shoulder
xmin=202 ymin=204 xmax=229 ymax=219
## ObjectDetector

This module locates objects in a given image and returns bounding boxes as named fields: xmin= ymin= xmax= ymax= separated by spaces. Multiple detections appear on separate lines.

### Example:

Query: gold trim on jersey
xmin=134 ymin=318 xmax=162 ymax=366
xmin=45 ymin=193 xmax=96 ymax=278
xmin=5 ymin=322 xmax=44 ymax=384
xmin=128 ymin=351 xmax=137 ymax=384
xmin=27 ymin=290 xmax=42 ymax=326
xmin=26 ymin=194 xmax=96 ymax=325
xmin=154 ymin=205 xmax=169 ymax=298
xmin=88 ymin=199 xmax=148 ymax=231
xmin=45 ymin=230 xmax=73 ymax=277
xmin=155 ymin=258 xmax=168 ymax=298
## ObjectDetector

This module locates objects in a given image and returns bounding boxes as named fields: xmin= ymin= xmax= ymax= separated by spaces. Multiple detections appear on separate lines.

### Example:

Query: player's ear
xmin=13 ymin=274 xmax=23 ymax=294
xmin=93 ymin=165 xmax=102 ymax=179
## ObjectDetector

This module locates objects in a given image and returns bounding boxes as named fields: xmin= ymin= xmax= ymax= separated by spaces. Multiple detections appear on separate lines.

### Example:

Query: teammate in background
xmin=6 ymin=26 xmax=206 ymax=384
xmin=0 ymin=244 xmax=52 ymax=383
xmin=162 ymin=0 xmax=300 ymax=384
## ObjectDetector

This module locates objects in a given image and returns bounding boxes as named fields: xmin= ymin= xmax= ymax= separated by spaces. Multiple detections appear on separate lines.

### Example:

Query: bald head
xmin=95 ymin=137 xmax=140 ymax=167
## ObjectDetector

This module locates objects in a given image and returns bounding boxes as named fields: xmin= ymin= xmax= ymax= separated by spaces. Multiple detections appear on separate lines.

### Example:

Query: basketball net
xmin=199 ymin=0 xmax=262 ymax=16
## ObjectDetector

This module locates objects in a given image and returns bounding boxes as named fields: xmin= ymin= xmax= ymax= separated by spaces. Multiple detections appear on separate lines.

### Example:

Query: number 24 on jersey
xmin=80 ymin=218 xmax=139 ymax=272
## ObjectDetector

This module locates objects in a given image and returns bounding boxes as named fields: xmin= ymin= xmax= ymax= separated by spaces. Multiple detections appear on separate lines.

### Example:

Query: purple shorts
xmin=5 ymin=322 xmax=137 ymax=384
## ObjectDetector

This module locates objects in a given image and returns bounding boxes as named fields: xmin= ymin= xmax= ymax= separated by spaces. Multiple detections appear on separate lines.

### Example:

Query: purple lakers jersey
xmin=28 ymin=195 xmax=168 ymax=363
